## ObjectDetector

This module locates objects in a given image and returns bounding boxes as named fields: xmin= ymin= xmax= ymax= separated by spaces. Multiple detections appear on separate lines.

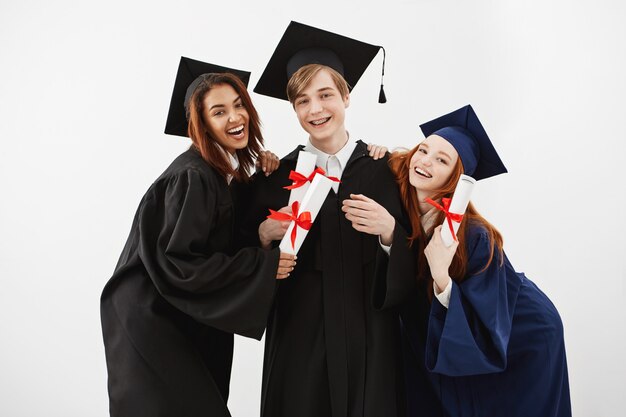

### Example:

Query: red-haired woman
xmin=100 ymin=62 xmax=296 ymax=417
xmin=342 ymin=105 xmax=571 ymax=417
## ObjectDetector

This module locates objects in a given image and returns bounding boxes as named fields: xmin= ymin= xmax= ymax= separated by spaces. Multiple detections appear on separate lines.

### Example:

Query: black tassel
xmin=378 ymin=85 xmax=387 ymax=103
xmin=378 ymin=46 xmax=387 ymax=104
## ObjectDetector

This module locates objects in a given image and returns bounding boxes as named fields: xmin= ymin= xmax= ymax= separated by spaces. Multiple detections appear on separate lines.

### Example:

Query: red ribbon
xmin=283 ymin=167 xmax=340 ymax=190
xmin=425 ymin=198 xmax=464 ymax=241
xmin=267 ymin=201 xmax=312 ymax=249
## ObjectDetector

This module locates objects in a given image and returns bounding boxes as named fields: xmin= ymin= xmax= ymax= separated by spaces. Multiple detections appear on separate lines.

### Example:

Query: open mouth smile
xmin=414 ymin=167 xmax=432 ymax=178
xmin=227 ymin=124 xmax=245 ymax=139
xmin=309 ymin=117 xmax=331 ymax=127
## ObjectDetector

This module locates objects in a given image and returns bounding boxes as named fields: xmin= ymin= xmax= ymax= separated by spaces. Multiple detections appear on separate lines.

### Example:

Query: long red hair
xmin=186 ymin=73 xmax=264 ymax=183
xmin=388 ymin=145 xmax=504 ymax=294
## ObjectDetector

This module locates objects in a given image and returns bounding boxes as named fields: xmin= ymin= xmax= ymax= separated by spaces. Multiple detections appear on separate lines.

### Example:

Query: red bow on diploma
xmin=283 ymin=167 xmax=340 ymax=190
xmin=267 ymin=201 xmax=313 ymax=249
xmin=425 ymin=198 xmax=464 ymax=241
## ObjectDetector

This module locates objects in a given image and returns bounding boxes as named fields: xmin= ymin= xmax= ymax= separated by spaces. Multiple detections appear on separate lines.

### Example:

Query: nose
xmin=421 ymin=155 xmax=432 ymax=166
xmin=309 ymin=98 xmax=323 ymax=114
xmin=228 ymin=111 xmax=241 ymax=123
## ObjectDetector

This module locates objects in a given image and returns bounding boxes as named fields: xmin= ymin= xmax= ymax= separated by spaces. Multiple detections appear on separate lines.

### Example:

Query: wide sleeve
xmin=137 ymin=169 xmax=280 ymax=340
xmin=370 ymin=156 xmax=418 ymax=310
xmin=372 ymin=221 xmax=418 ymax=310
xmin=425 ymin=230 xmax=523 ymax=376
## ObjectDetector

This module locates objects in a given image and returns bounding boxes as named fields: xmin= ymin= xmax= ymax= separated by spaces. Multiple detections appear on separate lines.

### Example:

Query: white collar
xmin=303 ymin=135 xmax=356 ymax=176
xmin=215 ymin=144 xmax=239 ymax=184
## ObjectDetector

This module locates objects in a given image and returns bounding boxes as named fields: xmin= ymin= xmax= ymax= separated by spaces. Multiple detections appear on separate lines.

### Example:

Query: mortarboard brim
xmin=419 ymin=105 xmax=507 ymax=181
xmin=164 ymin=56 xmax=251 ymax=138
xmin=254 ymin=21 xmax=385 ymax=102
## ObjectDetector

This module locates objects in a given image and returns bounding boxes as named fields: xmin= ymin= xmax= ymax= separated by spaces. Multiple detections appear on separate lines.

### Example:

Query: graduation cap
xmin=254 ymin=21 xmax=387 ymax=103
xmin=164 ymin=56 xmax=251 ymax=137
xmin=419 ymin=105 xmax=507 ymax=180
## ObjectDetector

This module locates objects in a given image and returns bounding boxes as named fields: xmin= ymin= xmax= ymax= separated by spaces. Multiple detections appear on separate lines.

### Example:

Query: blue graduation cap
xmin=164 ymin=56 xmax=251 ymax=137
xmin=419 ymin=105 xmax=507 ymax=180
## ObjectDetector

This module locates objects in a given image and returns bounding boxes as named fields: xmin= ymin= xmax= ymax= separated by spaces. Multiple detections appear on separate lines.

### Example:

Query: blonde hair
xmin=286 ymin=64 xmax=350 ymax=104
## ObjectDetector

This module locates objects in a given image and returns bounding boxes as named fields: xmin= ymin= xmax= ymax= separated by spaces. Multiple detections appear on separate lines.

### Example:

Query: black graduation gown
xmin=100 ymin=148 xmax=280 ymax=417
xmin=377 ymin=222 xmax=572 ymax=417
xmin=235 ymin=140 xmax=413 ymax=417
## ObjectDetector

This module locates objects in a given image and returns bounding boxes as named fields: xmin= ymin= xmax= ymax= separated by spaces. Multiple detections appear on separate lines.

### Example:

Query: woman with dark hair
xmin=342 ymin=105 xmax=571 ymax=417
xmin=100 ymin=60 xmax=296 ymax=417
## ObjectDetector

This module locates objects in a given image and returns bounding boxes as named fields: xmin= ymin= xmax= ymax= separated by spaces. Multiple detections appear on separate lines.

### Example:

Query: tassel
xmin=378 ymin=46 xmax=387 ymax=104
xmin=378 ymin=85 xmax=387 ymax=104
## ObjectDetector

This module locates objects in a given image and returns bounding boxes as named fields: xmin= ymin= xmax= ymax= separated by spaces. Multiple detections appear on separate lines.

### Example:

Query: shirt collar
xmin=215 ymin=144 xmax=239 ymax=184
xmin=303 ymin=134 xmax=357 ymax=175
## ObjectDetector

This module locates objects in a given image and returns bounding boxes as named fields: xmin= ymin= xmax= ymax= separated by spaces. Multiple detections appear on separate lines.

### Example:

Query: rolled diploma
xmin=288 ymin=151 xmax=319 ymax=206
xmin=279 ymin=173 xmax=333 ymax=255
xmin=440 ymin=174 xmax=476 ymax=247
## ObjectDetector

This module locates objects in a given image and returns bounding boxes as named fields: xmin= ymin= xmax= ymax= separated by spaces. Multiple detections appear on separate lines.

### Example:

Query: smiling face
xmin=409 ymin=134 xmax=460 ymax=200
xmin=201 ymin=83 xmax=249 ymax=155
xmin=292 ymin=68 xmax=350 ymax=150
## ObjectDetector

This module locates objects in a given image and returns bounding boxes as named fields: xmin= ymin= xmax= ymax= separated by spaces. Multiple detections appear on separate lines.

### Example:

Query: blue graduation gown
xmin=388 ymin=224 xmax=571 ymax=417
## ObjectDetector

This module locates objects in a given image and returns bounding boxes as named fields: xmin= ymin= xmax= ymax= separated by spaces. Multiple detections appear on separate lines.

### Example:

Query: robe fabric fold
xmin=101 ymin=148 xmax=280 ymax=417
xmin=376 ymin=221 xmax=571 ymax=417
xmin=235 ymin=140 xmax=410 ymax=417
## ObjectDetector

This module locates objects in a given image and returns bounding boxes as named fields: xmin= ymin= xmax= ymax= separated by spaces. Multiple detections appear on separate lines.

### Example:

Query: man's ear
xmin=344 ymin=93 xmax=350 ymax=109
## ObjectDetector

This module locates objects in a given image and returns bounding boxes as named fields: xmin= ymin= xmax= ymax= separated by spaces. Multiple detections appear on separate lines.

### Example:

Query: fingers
xmin=276 ymin=253 xmax=297 ymax=279
xmin=258 ymin=151 xmax=280 ymax=176
xmin=367 ymin=144 xmax=388 ymax=160
xmin=279 ymin=253 xmax=297 ymax=262
xmin=342 ymin=198 xmax=370 ymax=211
xmin=347 ymin=193 xmax=373 ymax=203
xmin=265 ymin=152 xmax=280 ymax=176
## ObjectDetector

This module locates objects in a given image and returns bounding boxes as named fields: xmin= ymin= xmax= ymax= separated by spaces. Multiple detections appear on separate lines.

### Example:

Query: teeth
xmin=414 ymin=167 xmax=432 ymax=178
xmin=227 ymin=125 xmax=244 ymax=134
xmin=311 ymin=117 xmax=330 ymax=126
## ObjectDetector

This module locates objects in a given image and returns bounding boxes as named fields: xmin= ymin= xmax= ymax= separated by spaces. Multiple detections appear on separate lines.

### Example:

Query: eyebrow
xmin=209 ymin=96 xmax=241 ymax=111
xmin=295 ymin=86 xmax=335 ymax=100
xmin=419 ymin=143 xmax=452 ymax=160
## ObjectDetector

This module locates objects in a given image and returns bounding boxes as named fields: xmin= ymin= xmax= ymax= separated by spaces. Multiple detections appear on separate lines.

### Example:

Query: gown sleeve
xmin=425 ymin=228 xmax=522 ymax=376
xmin=137 ymin=168 xmax=280 ymax=340
xmin=369 ymin=156 xmax=418 ymax=310
xmin=372 ymin=221 xmax=418 ymax=310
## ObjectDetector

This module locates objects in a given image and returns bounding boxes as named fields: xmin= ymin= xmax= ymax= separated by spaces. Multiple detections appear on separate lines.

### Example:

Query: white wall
xmin=1 ymin=0 xmax=624 ymax=416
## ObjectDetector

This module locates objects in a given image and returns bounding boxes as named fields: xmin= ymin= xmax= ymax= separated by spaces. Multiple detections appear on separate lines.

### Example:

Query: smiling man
xmin=235 ymin=22 xmax=415 ymax=417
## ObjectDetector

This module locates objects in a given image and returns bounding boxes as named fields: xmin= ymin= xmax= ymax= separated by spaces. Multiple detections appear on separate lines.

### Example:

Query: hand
xmin=424 ymin=225 xmax=458 ymax=292
xmin=255 ymin=150 xmax=280 ymax=176
xmin=276 ymin=252 xmax=297 ymax=279
xmin=259 ymin=205 xmax=292 ymax=249
xmin=367 ymin=143 xmax=388 ymax=160
xmin=341 ymin=194 xmax=395 ymax=245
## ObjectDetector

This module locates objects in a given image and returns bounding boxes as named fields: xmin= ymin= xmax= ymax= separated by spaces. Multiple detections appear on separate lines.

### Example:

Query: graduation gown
xmin=379 ymin=222 xmax=571 ymax=417
xmin=235 ymin=141 xmax=412 ymax=417
xmin=100 ymin=148 xmax=280 ymax=417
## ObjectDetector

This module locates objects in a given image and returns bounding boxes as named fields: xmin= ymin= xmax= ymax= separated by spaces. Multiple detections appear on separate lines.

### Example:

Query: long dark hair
xmin=187 ymin=73 xmax=264 ymax=182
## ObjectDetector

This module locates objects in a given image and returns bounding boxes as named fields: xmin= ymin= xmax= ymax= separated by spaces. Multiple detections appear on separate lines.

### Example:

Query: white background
xmin=1 ymin=0 xmax=625 ymax=416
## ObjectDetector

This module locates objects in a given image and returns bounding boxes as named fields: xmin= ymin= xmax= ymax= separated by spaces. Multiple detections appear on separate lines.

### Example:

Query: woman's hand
xmin=258 ymin=205 xmax=292 ymax=249
xmin=276 ymin=252 xmax=297 ymax=279
xmin=424 ymin=225 xmax=458 ymax=292
xmin=256 ymin=150 xmax=280 ymax=176
xmin=367 ymin=143 xmax=388 ymax=160
xmin=341 ymin=194 xmax=395 ymax=245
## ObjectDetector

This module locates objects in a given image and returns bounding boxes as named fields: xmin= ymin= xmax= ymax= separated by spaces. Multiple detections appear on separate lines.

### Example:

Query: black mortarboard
xmin=419 ymin=105 xmax=508 ymax=181
xmin=254 ymin=21 xmax=386 ymax=103
xmin=164 ymin=56 xmax=251 ymax=137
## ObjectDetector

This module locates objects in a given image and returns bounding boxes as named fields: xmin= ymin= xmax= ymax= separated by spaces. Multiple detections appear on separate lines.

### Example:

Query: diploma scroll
xmin=279 ymin=174 xmax=333 ymax=255
xmin=287 ymin=151 xmax=318 ymax=206
xmin=440 ymin=174 xmax=476 ymax=247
